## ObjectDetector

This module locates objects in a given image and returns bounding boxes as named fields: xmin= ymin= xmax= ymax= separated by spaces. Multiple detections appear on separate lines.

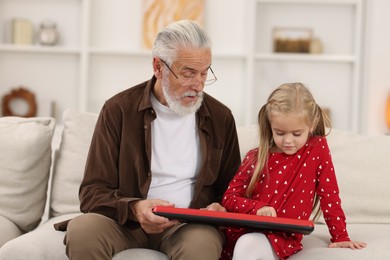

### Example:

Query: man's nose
xmin=188 ymin=79 xmax=204 ymax=92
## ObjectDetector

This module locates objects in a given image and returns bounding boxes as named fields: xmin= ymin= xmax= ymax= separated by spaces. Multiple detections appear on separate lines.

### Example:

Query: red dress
xmin=221 ymin=136 xmax=350 ymax=260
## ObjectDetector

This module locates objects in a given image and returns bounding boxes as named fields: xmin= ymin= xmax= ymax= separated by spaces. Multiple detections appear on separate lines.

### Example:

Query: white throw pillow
xmin=0 ymin=116 xmax=55 ymax=232
xmin=50 ymin=109 xmax=98 ymax=217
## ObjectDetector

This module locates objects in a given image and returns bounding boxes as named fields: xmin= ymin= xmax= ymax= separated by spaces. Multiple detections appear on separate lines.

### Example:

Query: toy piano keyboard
xmin=153 ymin=206 xmax=314 ymax=235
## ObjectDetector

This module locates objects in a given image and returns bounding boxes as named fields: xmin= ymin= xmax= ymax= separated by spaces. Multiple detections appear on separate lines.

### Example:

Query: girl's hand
xmin=256 ymin=206 xmax=277 ymax=217
xmin=329 ymin=241 xmax=367 ymax=249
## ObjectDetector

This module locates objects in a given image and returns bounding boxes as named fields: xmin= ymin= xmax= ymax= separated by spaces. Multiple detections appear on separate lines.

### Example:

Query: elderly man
xmin=63 ymin=20 xmax=241 ymax=260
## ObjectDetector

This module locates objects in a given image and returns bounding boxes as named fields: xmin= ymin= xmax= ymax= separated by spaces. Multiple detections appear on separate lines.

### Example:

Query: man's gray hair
xmin=152 ymin=20 xmax=212 ymax=65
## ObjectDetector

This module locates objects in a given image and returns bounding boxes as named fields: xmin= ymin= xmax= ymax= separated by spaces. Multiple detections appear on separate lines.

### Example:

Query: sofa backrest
xmin=49 ymin=109 xmax=97 ymax=217
xmin=49 ymin=110 xmax=390 ymax=225
xmin=49 ymin=110 xmax=259 ymax=217
xmin=325 ymin=129 xmax=390 ymax=224
xmin=236 ymin=125 xmax=258 ymax=159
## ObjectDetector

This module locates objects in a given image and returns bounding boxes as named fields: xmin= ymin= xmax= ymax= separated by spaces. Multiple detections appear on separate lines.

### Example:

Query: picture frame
xmin=142 ymin=0 xmax=205 ymax=49
xmin=273 ymin=27 xmax=313 ymax=53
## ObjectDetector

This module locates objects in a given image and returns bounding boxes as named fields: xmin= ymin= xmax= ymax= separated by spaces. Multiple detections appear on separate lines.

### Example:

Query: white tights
xmin=232 ymin=233 xmax=278 ymax=260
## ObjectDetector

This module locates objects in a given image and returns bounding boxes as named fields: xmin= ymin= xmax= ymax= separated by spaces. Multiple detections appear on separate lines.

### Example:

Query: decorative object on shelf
xmin=273 ymin=27 xmax=313 ymax=53
xmin=309 ymin=37 xmax=323 ymax=54
xmin=37 ymin=21 xmax=60 ymax=46
xmin=386 ymin=92 xmax=390 ymax=133
xmin=8 ymin=18 xmax=33 ymax=45
xmin=1 ymin=87 xmax=37 ymax=117
xmin=142 ymin=0 xmax=205 ymax=49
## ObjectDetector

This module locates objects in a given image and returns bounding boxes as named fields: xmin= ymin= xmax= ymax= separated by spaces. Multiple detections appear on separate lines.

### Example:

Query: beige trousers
xmin=64 ymin=213 xmax=224 ymax=260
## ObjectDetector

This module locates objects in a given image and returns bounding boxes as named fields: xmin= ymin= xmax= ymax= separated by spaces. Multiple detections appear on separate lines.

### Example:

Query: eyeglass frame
xmin=159 ymin=58 xmax=217 ymax=86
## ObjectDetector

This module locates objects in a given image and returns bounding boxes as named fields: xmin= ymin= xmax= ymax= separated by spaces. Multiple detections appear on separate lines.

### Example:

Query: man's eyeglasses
xmin=160 ymin=59 xmax=217 ymax=87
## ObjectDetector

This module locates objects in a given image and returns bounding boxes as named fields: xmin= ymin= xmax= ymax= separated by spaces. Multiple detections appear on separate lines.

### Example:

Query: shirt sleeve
xmin=211 ymin=111 xmax=242 ymax=205
xmin=315 ymin=137 xmax=350 ymax=242
xmin=79 ymin=103 xmax=135 ymax=225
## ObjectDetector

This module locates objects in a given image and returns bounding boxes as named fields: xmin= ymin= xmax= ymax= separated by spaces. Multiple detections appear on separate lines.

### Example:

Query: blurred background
xmin=0 ymin=0 xmax=389 ymax=135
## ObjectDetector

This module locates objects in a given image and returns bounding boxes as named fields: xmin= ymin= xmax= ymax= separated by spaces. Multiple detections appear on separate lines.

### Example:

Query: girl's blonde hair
xmin=246 ymin=82 xmax=331 ymax=197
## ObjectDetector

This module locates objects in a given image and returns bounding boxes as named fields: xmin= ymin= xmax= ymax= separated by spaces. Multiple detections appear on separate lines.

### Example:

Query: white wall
xmin=362 ymin=0 xmax=390 ymax=135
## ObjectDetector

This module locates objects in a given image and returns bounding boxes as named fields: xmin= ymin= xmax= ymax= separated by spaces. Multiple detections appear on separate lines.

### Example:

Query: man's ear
xmin=153 ymin=57 xmax=163 ymax=79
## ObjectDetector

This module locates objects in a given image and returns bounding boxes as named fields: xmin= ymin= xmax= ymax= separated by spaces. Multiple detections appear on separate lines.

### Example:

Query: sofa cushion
xmin=0 ymin=117 xmax=55 ymax=234
xmin=0 ymin=213 xmax=167 ymax=260
xmin=325 ymin=129 xmax=390 ymax=224
xmin=291 ymin=223 xmax=389 ymax=259
xmin=0 ymin=213 xmax=80 ymax=260
xmin=50 ymin=109 xmax=98 ymax=217
xmin=113 ymin=249 xmax=168 ymax=260
xmin=0 ymin=215 xmax=23 ymax=247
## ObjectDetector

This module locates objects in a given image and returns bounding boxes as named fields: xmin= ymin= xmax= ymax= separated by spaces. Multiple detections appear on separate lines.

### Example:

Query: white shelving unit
xmin=0 ymin=0 xmax=364 ymax=132
xmin=0 ymin=0 xmax=248 ymax=125
xmin=246 ymin=0 xmax=364 ymax=132
xmin=0 ymin=0 xmax=82 ymax=120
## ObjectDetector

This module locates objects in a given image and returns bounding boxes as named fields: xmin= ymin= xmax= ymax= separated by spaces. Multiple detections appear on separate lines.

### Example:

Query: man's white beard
xmin=162 ymin=72 xmax=204 ymax=116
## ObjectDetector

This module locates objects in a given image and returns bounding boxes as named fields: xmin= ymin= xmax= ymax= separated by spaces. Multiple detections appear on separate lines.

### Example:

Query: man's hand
xmin=257 ymin=206 xmax=277 ymax=217
xmin=132 ymin=199 xmax=179 ymax=234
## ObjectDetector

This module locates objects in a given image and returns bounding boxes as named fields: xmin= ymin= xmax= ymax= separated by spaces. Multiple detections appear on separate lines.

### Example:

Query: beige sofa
xmin=0 ymin=109 xmax=389 ymax=259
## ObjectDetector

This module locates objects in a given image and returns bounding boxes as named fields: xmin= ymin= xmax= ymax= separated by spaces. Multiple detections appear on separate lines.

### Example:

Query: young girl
xmin=221 ymin=83 xmax=366 ymax=260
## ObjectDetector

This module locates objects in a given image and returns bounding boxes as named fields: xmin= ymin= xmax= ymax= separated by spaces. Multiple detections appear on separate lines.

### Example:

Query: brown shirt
xmin=79 ymin=76 xmax=241 ymax=226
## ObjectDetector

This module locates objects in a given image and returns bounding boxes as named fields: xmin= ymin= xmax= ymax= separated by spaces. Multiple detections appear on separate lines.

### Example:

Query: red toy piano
xmin=153 ymin=206 xmax=314 ymax=235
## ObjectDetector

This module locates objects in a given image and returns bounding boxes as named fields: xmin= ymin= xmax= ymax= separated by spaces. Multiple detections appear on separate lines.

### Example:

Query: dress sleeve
xmin=315 ymin=137 xmax=350 ymax=242
xmin=222 ymin=149 xmax=269 ymax=215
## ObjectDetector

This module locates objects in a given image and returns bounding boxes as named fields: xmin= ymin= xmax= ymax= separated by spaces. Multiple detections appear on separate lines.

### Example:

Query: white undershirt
xmin=148 ymin=93 xmax=202 ymax=208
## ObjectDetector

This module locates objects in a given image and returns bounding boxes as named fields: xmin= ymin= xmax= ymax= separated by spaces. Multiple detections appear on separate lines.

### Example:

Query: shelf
xmin=255 ymin=0 xmax=360 ymax=4
xmin=0 ymin=44 xmax=80 ymax=54
xmin=87 ymin=48 xmax=246 ymax=60
xmin=0 ymin=0 xmax=364 ymax=132
xmin=88 ymin=48 xmax=151 ymax=57
xmin=247 ymin=0 xmax=363 ymax=132
xmin=254 ymin=53 xmax=356 ymax=63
